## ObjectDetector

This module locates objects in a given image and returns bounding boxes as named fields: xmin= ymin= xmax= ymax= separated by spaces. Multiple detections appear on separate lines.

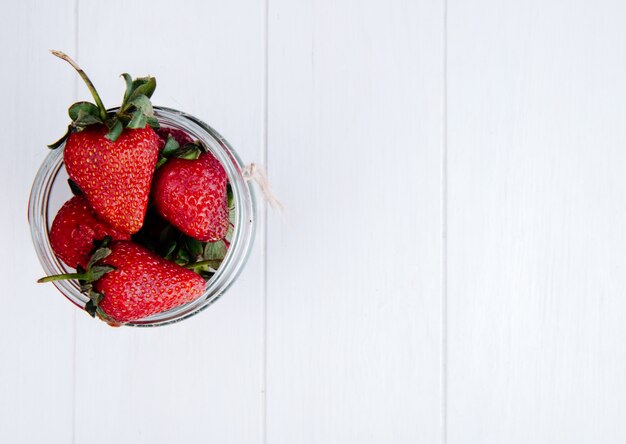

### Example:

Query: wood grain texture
xmin=73 ymin=1 xmax=265 ymax=443
xmin=266 ymin=0 xmax=443 ymax=442
xmin=0 ymin=1 xmax=77 ymax=442
xmin=447 ymin=0 xmax=626 ymax=442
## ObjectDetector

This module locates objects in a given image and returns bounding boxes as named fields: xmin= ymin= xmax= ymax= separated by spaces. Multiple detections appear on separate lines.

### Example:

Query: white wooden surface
xmin=447 ymin=1 xmax=626 ymax=442
xmin=266 ymin=0 xmax=442 ymax=442
xmin=1 ymin=0 xmax=624 ymax=443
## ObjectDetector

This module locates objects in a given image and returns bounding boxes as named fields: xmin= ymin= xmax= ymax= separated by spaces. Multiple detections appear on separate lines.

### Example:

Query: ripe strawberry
xmin=64 ymin=125 xmax=159 ymax=233
xmin=152 ymin=150 xmax=229 ymax=242
xmin=94 ymin=241 xmax=206 ymax=323
xmin=49 ymin=50 xmax=161 ymax=234
xmin=50 ymin=194 xmax=130 ymax=268
xmin=39 ymin=241 xmax=206 ymax=324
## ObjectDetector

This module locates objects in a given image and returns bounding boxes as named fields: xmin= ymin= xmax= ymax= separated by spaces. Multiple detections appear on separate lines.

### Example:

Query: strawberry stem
xmin=38 ymin=250 xmax=115 ymax=284
xmin=38 ymin=272 xmax=88 ymax=283
xmin=50 ymin=50 xmax=108 ymax=122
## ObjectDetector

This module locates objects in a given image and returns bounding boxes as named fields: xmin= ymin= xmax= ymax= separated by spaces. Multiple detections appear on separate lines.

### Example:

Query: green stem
xmin=37 ymin=272 xmax=88 ymax=283
xmin=50 ymin=50 xmax=108 ymax=122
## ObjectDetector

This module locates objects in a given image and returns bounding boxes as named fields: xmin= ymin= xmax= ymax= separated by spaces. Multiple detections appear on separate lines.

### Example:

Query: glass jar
xmin=28 ymin=107 xmax=256 ymax=327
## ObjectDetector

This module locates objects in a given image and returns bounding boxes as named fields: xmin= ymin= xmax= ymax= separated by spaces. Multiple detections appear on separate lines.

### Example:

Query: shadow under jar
xmin=29 ymin=107 xmax=256 ymax=327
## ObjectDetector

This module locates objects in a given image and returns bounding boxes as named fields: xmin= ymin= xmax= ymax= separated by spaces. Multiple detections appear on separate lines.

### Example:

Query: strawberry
xmin=64 ymin=125 xmax=159 ymax=233
xmin=49 ymin=194 xmax=130 ymax=268
xmin=152 ymin=147 xmax=229 ymax=242
xmin=49 ymin=50 xmax=161 ymax=234
xmin=39 ymin=240 xmax=206 ymax=324
xmin=94 ymin=241 xmax=206 ymax=323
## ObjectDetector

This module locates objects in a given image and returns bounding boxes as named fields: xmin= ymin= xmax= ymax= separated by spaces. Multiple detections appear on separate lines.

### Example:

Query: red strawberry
xmin=94 ymin=241 xmax=206 ymax=323
xmin=49 ymin=195 xmax=130 ymax=268
xmin=64 ymin=125 xmax=160 ymax=234
xmin=152 ymin=151 xmax=229 ymax=242
xmin=49 ymin=50 xmax=161 ymax=234
xmin=39 ymin=241 xmax=206 ymax=324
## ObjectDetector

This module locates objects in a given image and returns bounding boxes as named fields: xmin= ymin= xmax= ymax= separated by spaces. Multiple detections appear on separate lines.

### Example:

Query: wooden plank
xmin=73 ymin=1 xmax=265 ymax=443
xmin=266 ymin=0 xmax=443 ymax=442
xmin=447 ymin=1 xmax=626 ymax=442
xmin=0 ymin=1 xmax=77 ymax=442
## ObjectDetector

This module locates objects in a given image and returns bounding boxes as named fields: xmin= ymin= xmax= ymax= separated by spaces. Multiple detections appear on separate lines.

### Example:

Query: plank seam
xmin=440 ymin=0 xmax=448 ymax=442
xmin=260 ymin=0 xmax=269 ymax=442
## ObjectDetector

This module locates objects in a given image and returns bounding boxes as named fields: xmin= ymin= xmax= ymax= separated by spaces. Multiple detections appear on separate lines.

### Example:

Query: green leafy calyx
xmin=37 ymin=236 xmax=116 ymax=318
xmin=48 ymin=50 xmax=159 ymax=148
xmin=155 ymin=137 xmax=208 ymax=168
